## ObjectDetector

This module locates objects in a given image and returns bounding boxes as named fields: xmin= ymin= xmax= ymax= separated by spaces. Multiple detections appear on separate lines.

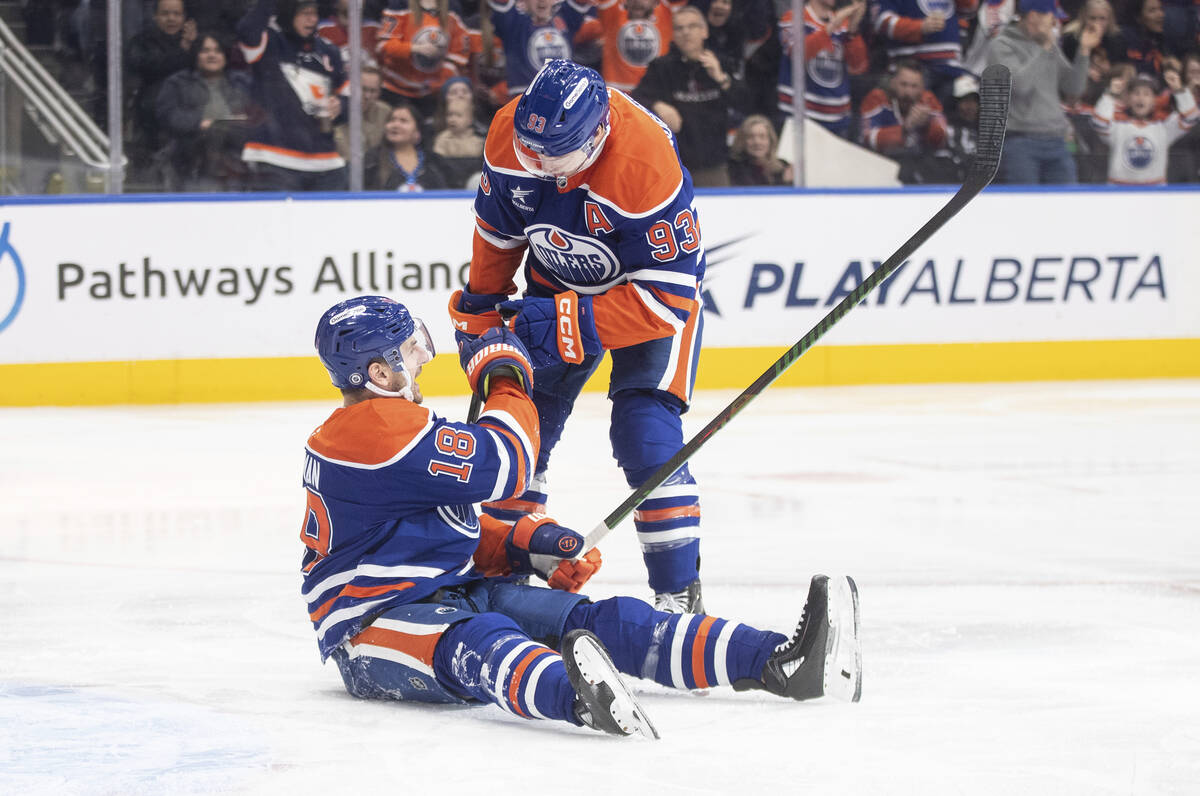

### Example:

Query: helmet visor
xmin=400 ymin=318 xmax=436 ymax=374
xmin=514 ymin=121 xmax=609 ymax=180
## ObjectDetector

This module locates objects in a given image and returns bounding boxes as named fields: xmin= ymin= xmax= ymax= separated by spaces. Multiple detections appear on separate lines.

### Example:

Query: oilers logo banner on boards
xmin=0 ymin=222 xmax=26 ymax=334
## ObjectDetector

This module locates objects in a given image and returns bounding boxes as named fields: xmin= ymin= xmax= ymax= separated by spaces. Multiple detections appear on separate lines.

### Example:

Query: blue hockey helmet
xmin=513 ymin=59 xmax=610 ymax=180
xmin=314 ymin=295 xmax=435 ymax=393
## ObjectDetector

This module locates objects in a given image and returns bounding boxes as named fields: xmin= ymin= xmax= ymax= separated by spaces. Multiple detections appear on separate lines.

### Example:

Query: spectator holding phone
xmin=155 ymin=32 xmax=255 ymax=191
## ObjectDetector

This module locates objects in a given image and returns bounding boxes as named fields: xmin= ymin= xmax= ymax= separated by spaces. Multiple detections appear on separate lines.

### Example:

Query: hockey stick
xmin=582 ymin=64 xmax=1011 ymax=552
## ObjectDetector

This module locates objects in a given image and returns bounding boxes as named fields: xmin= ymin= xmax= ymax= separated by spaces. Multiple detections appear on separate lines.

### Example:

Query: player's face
xmin=516 ymin=124 xmax=607 ymax=179
xmin=293 ymin=6 xmax=319 ymax=37
xmin=155 ymin=0 xmax=185 ymax=35
xmin=744 ymin=121 xmax=772 ymax=160
xmin=196 ymin=37 xmax=226 ymax=75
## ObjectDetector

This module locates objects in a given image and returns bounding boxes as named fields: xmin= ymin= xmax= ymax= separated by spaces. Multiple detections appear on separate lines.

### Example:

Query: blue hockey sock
xmin=564 ymin=598 xmax=787 ymax=690
xmin=434 ymin=614 xmax=576 ymax=722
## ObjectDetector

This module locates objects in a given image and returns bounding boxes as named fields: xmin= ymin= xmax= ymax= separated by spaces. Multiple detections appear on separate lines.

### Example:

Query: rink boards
xmin=0 ymin=186 xmax=1197 ymax=405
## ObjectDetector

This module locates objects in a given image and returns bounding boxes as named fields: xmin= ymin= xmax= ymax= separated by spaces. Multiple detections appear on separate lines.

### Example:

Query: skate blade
xmin=823 ymin=575 xmax=863 ymax=702
xmin=573 ymin=636 xmax=661 ymax=740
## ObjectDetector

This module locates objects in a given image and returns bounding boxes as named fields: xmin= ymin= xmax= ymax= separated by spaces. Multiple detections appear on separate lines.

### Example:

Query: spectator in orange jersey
xmin=376 ymin=0 xmax=474 ymax=117
xmin=318 ymin=0 xmax=382 ymax=67
xmin=583 ymin=0 xmax=686 ymax=91
xmin=859 ymin=59 xmax=952 ymax=183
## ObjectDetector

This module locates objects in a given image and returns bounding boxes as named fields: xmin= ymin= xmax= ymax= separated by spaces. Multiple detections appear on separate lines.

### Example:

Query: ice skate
xmin=653 ymin=578 xmax=705 ymax=614
xmin=562 ymin=629 xmax=660 ymax=739
xmin=732 ymin=574 xmax=862 ymax=702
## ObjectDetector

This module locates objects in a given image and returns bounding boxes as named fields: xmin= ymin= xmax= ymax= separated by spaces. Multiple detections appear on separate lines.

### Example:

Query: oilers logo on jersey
xmin=917 ymin=0 xmax=955 ymax=17
xmin=527 ymin=28 xmax=571 ymax=70
xmin=280 ymin=61 xmax=333 ymax=117
xmin=1123 ymin=136 xmax=1155 ymax=171
xmin=526 ymin=225 xmax=622 ymax=289
xmin=411 ymin=27 xmax=449 ymax=72
xmin=809 ymin=41 xmax=846 ymax=89
xmin=617 ymin=21 xmax=661 ymax=68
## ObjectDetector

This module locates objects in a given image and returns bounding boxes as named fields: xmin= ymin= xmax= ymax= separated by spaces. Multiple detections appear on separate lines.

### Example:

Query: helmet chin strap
xmin=365 ymin=367 xmax=415 ymax=401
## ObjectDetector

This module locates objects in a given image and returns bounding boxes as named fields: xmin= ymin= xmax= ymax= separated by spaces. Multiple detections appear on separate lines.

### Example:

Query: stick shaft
xmin=581 ymin=65 xmax=1011 ymax=552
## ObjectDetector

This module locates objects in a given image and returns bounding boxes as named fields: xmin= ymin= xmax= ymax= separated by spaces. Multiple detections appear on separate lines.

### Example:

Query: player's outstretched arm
xmin=474 ymin=514 xmax=602 ymax=592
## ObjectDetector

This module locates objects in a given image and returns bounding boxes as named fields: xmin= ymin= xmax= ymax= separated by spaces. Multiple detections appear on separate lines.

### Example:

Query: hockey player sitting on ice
xmin=1091 ymin=70 xmax=1198 ymax=186
xmin=302 ymin=295 xmax=863 ymax=737
xmin=449 ymin=59 xmax=709 ymax=615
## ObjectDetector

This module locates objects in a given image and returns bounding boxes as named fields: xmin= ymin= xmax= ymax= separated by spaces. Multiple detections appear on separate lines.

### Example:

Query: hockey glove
xmin=497 ymin=291 xmax=603 ymax=369
xmin=459 ymin=326 xmax=535 ymax=399
xmin=447 ymin=288 xmax=508 ymax=348
xmin=507 ymin=514 xmax=603 ymax=593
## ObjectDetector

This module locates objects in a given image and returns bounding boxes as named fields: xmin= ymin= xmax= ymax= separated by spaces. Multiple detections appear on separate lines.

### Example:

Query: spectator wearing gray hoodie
xmin=987 ymin=0 xmax=1102 ymax=183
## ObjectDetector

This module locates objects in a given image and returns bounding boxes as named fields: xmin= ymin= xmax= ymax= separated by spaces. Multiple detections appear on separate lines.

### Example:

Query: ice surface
xmin=2 ymin=380 xmax=1199 ymax=794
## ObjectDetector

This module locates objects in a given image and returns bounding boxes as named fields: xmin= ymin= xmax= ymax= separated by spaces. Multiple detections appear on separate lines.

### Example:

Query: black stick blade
xmin=968 ymin=64 xmax=1012 ymax=188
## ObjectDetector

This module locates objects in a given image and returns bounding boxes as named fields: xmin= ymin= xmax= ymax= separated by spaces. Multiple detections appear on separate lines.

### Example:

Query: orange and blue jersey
xmin=587 ymin=0 xmax=685 ymax=91
xmin=300 ymin=380 xmax=539 ymax=659
xmin=870 ymin=0 xmax=977 ymax=74
xmin=777 ymin=7 xmax=869 ymax=133
xmin=375 ymin=7 xmax=473 ymax=98
xmin=470 ymin=89 xmax=703 ymax=354
xmin=490 ymin=0 xmax=603 ymax=96
xmin=859 ymin=87 xmax=948 ymax=154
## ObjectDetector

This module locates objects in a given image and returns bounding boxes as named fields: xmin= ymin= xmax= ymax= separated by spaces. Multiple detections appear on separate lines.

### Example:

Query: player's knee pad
xmin=609 ymin=389 xmax=689 ymax=484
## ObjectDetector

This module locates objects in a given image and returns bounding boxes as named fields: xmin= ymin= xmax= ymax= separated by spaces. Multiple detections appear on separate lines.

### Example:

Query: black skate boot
xmin=562 ymin=629 xmax=660 ymax=739
xmin=653 ymin=579 xmax=704 ymax=614
xmin=732 ymin=574 xmax=862 ymax=702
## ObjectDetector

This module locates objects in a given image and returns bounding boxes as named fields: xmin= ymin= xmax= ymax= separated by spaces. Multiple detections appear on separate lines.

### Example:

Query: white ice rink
xmin=3 ymin=380 xmax=1199 ymax=795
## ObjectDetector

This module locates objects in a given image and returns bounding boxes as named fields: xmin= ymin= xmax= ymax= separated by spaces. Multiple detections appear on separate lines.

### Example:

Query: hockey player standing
xmin=449 ymin=59 xmax=708 ymax=612
xmin=302 ymin=295 xmax=862 ymax=737
xmin=237 ymin=0 xmax=349 ymax=191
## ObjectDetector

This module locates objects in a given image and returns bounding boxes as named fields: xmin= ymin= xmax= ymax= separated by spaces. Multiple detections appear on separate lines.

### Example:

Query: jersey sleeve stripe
xmin=239 ymin=31 xmax=268 ymax=63
xmin=481 ymin=427 xmax=513 ymax=502
xmin=475 ymin=222 xmax=526 ymax=249
xmin=478 ymin=408 xmax=536 ymax=470
xmin=480 ymin=419 xmax=531 ymax=497
xmin=302 ymin=561 xmax=450 ymax=601
xmin=626 ymin=267 xmax=699 ymax=289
